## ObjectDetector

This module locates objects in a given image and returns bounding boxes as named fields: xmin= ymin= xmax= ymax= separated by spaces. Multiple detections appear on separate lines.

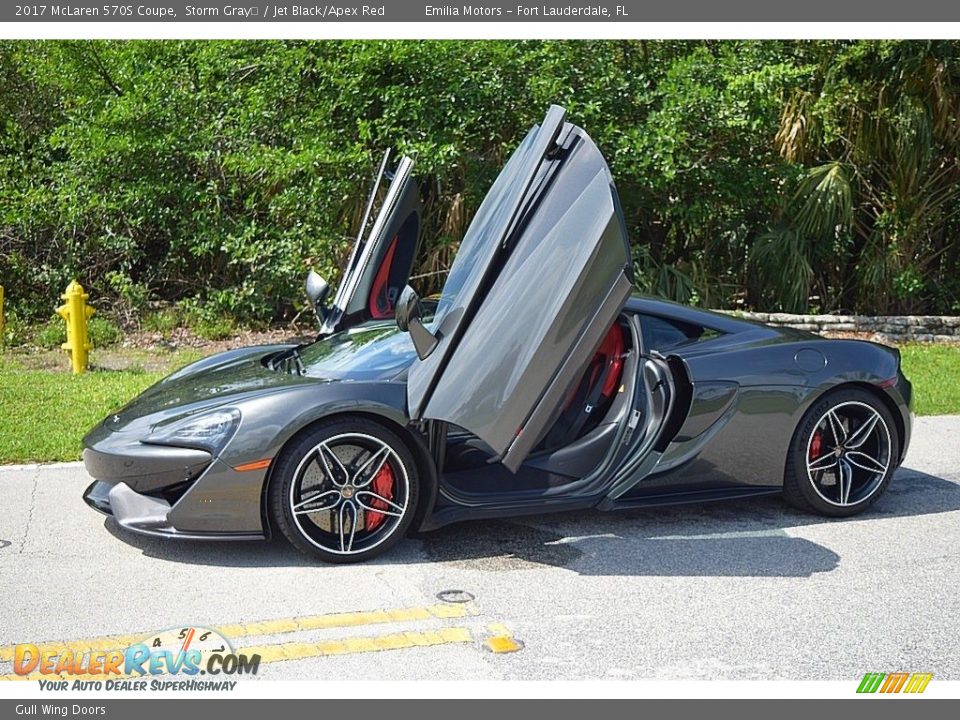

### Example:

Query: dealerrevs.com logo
xmin=857 ymin=672 xmax=933 ymax=694
xmin=12 ymin=626 xmax=259 ymax=691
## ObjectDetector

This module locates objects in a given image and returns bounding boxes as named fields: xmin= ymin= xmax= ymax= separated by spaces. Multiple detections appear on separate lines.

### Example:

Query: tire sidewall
xmin=269 ymin=417 xmax=420 ymax=563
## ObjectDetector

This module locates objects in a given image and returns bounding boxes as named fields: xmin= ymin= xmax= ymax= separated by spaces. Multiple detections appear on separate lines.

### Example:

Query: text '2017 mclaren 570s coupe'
xmin=83 ymin=105 xmax=913 ymax=562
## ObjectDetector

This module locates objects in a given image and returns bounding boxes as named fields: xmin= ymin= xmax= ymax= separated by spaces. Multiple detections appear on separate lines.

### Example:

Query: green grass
xmin=0 ymin=342 xmax=957 ymax=465
xmin=0 ymin=347 xmax=207 ymax=463
xmin=899 ymin=343 xmax=960 ymax=416
xmin=0 ymin=358 xmax=165 ymax=463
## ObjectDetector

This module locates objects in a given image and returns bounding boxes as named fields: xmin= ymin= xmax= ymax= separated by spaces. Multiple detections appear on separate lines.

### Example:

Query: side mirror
xmin=305 ymin=270 xmax=329 ymax=326
xmin=305 ymin=270 xmax=329 ymax=307
xmin=396 ymin=285 xmax=438 ymax=360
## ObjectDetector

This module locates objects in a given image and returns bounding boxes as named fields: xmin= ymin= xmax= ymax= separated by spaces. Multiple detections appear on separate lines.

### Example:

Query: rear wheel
xmin=270 ymin=418 xmax=420 ymax=563
xmin=783 ymin=388 xmax=898 ymax=517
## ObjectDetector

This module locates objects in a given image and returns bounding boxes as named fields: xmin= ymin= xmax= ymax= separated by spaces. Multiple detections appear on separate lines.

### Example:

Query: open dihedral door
xmin=406 ymin=106 xmax=633 ymax=472
xmin=322 ymin=154 xmax=422 ymax=334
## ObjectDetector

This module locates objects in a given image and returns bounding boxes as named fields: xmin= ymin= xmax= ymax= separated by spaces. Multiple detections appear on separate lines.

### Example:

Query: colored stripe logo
xmin=857 ymin=672 xmax=933 ymax=694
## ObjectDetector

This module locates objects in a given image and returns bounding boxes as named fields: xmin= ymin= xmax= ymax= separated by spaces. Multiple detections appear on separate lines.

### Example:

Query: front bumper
xmin=82 ymin=442 xmax=212 ymax=494
xmin=83 ymin=480 xmax=261 ymax=540
xmin=82 ymin=429 xmax=268 ymax=540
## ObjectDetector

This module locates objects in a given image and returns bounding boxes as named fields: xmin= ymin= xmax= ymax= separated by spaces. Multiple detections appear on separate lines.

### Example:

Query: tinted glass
xmin=336 ymin=157 xmax=415 ymax=309
xmin=299 ymin=324 xmax=416 ymax=380
xmin=430 ymin=126 xmax=540 ymax=327
xmin=641 ymin=315 xmax=718 ymax=351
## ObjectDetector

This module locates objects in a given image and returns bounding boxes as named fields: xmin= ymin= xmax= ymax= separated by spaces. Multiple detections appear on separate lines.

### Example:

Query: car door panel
xmin=603 ymin=354 xmax=678 ymax=500
xmin=406 ymin=107 xmax=568 ymax=420
xmin=411 ymin=125 xmax=632 ymax=471
xmin=324 ymin=156 xmax=421 ymax=332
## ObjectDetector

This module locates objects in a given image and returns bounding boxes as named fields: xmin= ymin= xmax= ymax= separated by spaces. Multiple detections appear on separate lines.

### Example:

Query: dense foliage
xmin=2 ymin=40 xmax=959 ymax=328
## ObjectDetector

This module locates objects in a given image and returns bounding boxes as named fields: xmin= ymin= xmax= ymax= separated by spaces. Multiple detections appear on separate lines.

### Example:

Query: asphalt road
xmin=1 ymin=415 xmax=959 ymax=682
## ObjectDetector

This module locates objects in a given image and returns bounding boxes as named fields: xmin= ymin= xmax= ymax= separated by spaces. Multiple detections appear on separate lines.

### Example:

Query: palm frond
xmin=791 ymin=162 xmax=854 ymax=240
xmin=749 ymin=226 xmax=814 ymax=313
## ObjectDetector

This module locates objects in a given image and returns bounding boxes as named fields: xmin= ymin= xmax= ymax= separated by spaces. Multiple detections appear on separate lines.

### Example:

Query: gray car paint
xmin=82 ymin=298 xmax=911 ymax=537
xmin=83 ymin=332 xmax=418 ymax=534
xmin=406 ymin=105 xmax=569 ymax=421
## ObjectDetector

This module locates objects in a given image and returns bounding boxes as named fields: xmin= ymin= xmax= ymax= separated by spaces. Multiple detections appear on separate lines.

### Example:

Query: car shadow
xmin=104 ymin=466 xmax=960 ymax=577
xmin=418 ymin=466 xmax=960 ymax=577
xmin=103 ymin=518 xmax=317 ymax=567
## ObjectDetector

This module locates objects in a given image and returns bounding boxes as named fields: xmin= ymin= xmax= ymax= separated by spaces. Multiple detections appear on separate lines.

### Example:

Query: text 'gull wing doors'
xmin=322 ymin=152 xmax=422 ymax=334
xmin=405 ymin=105 xmax=634 ymax=472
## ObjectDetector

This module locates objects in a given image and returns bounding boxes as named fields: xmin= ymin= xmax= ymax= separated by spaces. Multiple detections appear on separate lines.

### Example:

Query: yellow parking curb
xmin=482 ymin=623 xmax=523 ymax=654
xmin=0 ymin=602 xmax=476 ymax=664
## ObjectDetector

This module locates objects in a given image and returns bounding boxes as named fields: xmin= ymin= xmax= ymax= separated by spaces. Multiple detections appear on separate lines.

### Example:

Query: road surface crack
xmin=19 ymin=466 xmax=40 ymax=554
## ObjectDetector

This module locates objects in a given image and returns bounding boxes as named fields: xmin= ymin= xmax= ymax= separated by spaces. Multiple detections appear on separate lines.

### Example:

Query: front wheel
xmin=783 ymin=388 xmax=899 ymax=517
xmin=269 ymin=417 xmax=420 ymax=563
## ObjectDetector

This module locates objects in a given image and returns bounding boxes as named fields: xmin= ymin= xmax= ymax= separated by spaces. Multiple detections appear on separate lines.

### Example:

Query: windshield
xmin=298 ymin=323 xmax=416 ymax=380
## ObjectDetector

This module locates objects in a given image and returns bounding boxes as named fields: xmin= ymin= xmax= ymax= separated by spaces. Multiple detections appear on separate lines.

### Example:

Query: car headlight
xmin=142 ymin=408 xmax=241 ymax=455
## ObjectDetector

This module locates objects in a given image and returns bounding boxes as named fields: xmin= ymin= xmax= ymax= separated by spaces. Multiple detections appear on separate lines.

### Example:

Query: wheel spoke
xmin=292 ymin=489 xmax=340 ymax=515
xmin=352 ymin=445 xmax=391 ymax=488
xmin=289 ymin=431 xmax=410 ymax=554
xmin=807 ymin=454 xmax=838 ymax=473
xmin=825 ymin=409 xmax=847 ymax=447
xmin=356 ymin=490 xmax=405 ymax=518
xmin=845 ymin=412 xmax=881 ymax=449
xmin=316 ymin=442 xmax=349 ymax=487
xmin=846 ymin=450 xmax=888 ymax=475
xmin=838 ymin=459 xmax=853 ymax=505
xmin=338 ymin=501 xmax=358 ymax=553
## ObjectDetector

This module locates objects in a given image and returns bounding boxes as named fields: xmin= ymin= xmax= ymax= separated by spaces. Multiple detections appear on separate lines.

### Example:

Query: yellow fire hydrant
xmin=56 ymin=280 xmax=95 ymax=374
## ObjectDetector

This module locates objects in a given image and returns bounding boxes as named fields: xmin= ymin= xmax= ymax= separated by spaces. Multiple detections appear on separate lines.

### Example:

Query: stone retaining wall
xmin=722 ymin=312 xmax=960 ymax=343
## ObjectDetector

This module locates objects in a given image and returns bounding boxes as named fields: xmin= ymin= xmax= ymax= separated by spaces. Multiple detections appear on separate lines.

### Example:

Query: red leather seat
xmin=545 ymin=321 xmax=626 ymax=448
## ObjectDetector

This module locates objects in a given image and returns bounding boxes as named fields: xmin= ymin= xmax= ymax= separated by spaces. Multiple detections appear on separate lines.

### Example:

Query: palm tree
xmin=753 ymin=40 xmax=960 ymax=314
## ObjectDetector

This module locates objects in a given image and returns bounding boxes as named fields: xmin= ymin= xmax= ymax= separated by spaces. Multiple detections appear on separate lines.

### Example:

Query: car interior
xmin=438 ymin=315 xmax=640 ymax=496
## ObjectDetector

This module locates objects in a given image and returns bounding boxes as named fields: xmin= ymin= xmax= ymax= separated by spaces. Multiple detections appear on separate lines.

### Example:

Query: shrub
xmin=31 ymin=319 xmax=66 ymax=349
xmin=87 ymin=316 xmax=123 ymax=346
xmin=1 ymin=40 xmax=959 ymax=320
xmin=192 ymin=316 xmax=237 ymax=341
xmin=142 ymin=308 xmax=182 ymax=336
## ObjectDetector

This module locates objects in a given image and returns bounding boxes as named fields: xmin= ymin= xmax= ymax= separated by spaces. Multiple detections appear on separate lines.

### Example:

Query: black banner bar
xmin=5 ymin=0 xmax=960 ymax=22
xmin=0 ymin=699 xmax=959 ymax=719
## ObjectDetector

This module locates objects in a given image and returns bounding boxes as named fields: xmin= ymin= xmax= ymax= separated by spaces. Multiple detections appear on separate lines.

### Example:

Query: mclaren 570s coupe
xmin=83 ymin=105 xmax=912 ymax=562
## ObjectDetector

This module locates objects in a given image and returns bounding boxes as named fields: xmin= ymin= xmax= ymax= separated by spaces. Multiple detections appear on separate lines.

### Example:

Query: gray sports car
xmin=82 ymin=105 xmax=913 ymax=563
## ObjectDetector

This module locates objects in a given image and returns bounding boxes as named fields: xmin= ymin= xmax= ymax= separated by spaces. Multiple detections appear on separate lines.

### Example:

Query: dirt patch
xmin=9 ymin=327 xmax=317 ymax=374
xmin=119 ymin=326 xmax=315 ymax=353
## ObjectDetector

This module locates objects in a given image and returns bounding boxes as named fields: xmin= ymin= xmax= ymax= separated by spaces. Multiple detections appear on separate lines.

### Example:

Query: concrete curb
xmin=0 ymin=461 xmax=84 ymax=474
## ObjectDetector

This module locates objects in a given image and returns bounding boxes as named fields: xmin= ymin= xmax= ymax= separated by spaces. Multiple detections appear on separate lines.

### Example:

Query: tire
xmin=269 ymin=417 xmax=420 ymax=563
xmin=783 ymin=387 xmax=899 ymax=517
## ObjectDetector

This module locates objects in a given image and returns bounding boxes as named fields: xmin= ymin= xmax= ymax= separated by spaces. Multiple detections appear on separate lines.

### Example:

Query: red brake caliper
xmin=810 ymin=430 xmax=823 ymax=460
xmin=364 ymin=464 xmax=395 ymax=531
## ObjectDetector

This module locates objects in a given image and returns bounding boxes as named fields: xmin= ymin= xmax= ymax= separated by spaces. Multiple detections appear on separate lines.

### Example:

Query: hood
xmin=104 ymin=327 xmax=418 ymax=434
xmin=104 ymin=344 xmax=311 ymax=432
